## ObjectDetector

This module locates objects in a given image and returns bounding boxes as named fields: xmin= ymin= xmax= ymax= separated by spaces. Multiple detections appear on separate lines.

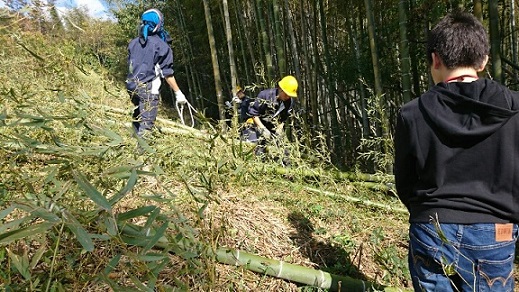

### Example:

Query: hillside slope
xmin=1 ymin=26 xmax=412 ymax=291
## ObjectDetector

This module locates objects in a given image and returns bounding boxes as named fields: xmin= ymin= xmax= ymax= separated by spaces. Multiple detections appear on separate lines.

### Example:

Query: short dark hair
xmin=426 ymin=11 xmax=489 ymax=69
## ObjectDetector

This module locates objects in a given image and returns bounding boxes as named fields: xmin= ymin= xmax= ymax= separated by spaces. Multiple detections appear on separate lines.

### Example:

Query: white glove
xmin=259 ymin=127 xmax=272 ymax=140
xmin=275 ymin=124 xmax=284 ymax=136
xmin=225 ymin=101 xmax=232 ymax=108
xmin=175 ymin=90 xmax=187 ymax=105
xmin=232 ymin=95 xmax=242 ymax=104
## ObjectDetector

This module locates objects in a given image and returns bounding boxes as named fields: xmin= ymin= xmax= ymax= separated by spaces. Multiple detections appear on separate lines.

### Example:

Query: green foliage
xmin=0 ymin=13 xmax=206 ymax=290
xmin=369 ymin=227 xmax=409 ymax=283
xmin=0 ymin=7 xmax=415 ymax=291
xmin=356 ymin=90 xmax=395 ymax=173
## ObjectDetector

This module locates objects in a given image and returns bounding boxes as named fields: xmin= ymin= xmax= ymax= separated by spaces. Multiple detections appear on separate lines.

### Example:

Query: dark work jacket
xmin=126 ymin=35 xmax=174 ymax=91
xmin=238 ymin=95 xmax=252 ymax=123
xmin=394 ymin=79 xmax=519 ymax=223
xmin=247 ymin=88 xmax=293 ymax=132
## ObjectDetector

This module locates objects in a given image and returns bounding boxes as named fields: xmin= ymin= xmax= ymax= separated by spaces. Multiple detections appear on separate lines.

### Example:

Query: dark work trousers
xmin=130 ymin=84 xmax=160 ymax=138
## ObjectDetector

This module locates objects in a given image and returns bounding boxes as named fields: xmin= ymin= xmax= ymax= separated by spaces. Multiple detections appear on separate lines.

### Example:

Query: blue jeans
xmin=408 ymin=223 xmax=517 ymax=292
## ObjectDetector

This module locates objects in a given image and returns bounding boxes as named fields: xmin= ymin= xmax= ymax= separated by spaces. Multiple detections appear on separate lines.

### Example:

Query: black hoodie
xmin=395 ymin=79 xmax=519 ymax=223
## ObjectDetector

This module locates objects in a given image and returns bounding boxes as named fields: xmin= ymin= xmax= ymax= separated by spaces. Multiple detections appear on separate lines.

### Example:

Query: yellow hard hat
xmin=278 ymin=75 xmax=298 ymax=98
xmin=236 ymin=85 xmax=243 ymax=92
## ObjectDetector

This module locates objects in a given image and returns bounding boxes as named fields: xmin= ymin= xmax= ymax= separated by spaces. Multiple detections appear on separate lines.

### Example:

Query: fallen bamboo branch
xmin=270 ymin=181 xmax=406 ymax=214
xmin=271 ymin=166 xmax=394 ymax=184
xmin=335 ymin=172 xmax=394 ymax=183
xmin=304 ymin=186 xmax=407 ymax=214
xmin=96 ymin=103 xmax=210 ymax=138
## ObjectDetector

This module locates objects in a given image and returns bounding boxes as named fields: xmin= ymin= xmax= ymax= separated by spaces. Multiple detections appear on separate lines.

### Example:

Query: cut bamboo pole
xmin=214 ymin=247 xmax=409 ymax=292
xmin=121 ymin=224 xmax=409 ymax=292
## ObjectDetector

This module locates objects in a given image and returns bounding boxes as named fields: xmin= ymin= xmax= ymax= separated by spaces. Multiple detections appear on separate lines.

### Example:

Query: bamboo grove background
xmin=6 ymin=0 xmax=519 ymax=171
xmin=1 ymin=0 xmax=519 ymax=290
xmin=108 ymin=0 xmax=519 ymax=171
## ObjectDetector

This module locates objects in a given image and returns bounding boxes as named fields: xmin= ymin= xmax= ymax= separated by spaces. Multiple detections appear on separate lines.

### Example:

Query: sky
xmin=55 ymin=0 xmax=111 ymax=19
xmin=0 ymin=0 xmax=112 ymax=20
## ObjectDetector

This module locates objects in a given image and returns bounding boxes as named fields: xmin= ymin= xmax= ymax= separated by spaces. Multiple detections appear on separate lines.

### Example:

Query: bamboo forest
xmin=1 ymin=0 xmax=519 ymax=291
xmin=111 ymin=0 xmax=519 ymax=171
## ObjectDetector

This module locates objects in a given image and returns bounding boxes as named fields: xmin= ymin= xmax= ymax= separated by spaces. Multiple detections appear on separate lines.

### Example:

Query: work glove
xmin=232 ymin=95 xmax=242 ymax=104
xmin=259 ymin=127 xmax=272 ymax=140
xmin=225 ymin=101 xmax=232 ymax=109
xmin=275 ymin=124 xmax=284 ymax=136
xmin=175 ymin=90 xmax=187 ymax=105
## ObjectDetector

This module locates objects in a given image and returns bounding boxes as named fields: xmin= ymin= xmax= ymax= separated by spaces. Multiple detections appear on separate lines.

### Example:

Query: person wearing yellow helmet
xmin=244 ymin=75 xmax=298 ymax=160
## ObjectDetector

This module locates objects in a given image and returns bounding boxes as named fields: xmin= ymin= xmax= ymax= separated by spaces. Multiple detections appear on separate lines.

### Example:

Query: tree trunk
xmin=474 ymin=0 xmax=483 ymax=22
xmin=233 ymin=0 xmax=253 ymax=85
xmin=256 ymin=0 xmax=274 ymax=81
xmin=222 ymin=0 xmax=239 ymax=128
xmin=300 ymin=0 xmax=318 ymax=131
xmin=175 ymin=2 xmax=199 ymax=108
xmin=273 ymin=0 xmax=286 ymax=76
xmin=318 ymin=0 xmax=342 ymax=167
xmin=398 ymin=0 xmax=412 ymax=104
xmin=489 ymin=0 xmax=503 ymax=83
xmin=311 ymin=1 xmax=329 ymax=145
xmin=203 ymin=0 xmax=225 ymax=128
xmin=284 ymin=0 xmax=301 ymax=85
xmin=364 ymin=0 xmax=383 ymax=97
xmin=346 ymin=8 xmax=369 ymax=139
xmin=365 ymin=0 xmax=390 ymax=173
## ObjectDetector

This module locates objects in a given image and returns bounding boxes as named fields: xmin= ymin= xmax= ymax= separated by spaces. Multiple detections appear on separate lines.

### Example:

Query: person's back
xmin=127 ymin=35 xmax=173 ymax=87
xmin=394 ymin=11 xmax=519 ymax=291
xmin=245 ymin=76 xmax=297 ymax=161
xmin=397 ymin=79 xmax=519 ymax=223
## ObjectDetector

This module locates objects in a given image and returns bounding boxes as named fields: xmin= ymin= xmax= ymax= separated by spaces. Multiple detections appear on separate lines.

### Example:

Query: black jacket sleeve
xmin=394 ymin=110 xmax=417 ymax=208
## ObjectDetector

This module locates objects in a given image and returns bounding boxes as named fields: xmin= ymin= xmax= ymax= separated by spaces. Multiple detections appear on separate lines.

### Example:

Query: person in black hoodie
xmin=394 ymin=11 xmax=519 ymax=291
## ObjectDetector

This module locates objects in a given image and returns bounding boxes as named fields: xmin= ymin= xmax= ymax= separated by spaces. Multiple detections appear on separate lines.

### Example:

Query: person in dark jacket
xmin=126 ymin=8 xmax=186 ymax=140
xmin=244 ymin=76 xmax=297 ymax=163
xmin=394 ymin=11 xmax=519 ymax=291
xmin=235 ymin=86 xmax=252 ymax=123
xmin=225 ymin=86 xmax=251 ymax=123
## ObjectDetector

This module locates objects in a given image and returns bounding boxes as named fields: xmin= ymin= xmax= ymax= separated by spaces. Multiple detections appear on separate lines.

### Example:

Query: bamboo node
xmin=277 ymin=260 xmax=283 ymax=277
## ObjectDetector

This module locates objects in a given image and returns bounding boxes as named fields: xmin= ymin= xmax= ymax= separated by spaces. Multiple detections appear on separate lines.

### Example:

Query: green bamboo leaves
xmin=73 ymin=171 xmax=112 ymax=211
xmin=0 ymin=222 xmax=55 ymax=245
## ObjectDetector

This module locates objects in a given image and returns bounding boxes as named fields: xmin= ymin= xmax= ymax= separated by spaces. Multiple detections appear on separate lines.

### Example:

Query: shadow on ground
xmin=287 ymin=211 xmax=368 ymax=281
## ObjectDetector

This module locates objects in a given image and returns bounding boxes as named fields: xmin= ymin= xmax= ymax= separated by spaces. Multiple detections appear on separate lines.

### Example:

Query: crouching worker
xmin=125 ymin=8 xmax=186 ymax=141
xmin=244 ymin=75 xmax=298 ymax=165
xmin=225 ymin=86 xmax=251 ymax=126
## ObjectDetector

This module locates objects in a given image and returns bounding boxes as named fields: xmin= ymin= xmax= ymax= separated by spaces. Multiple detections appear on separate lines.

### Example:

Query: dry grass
xmin=4 ymin=26 xmax=518 ymax=292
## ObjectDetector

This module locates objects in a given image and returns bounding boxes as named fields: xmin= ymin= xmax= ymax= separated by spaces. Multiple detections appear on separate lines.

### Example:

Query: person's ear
xmin=477 ymin=55 xmax=489 ymax=72
xmin=431 ymin=52 xmax=442 ymax=69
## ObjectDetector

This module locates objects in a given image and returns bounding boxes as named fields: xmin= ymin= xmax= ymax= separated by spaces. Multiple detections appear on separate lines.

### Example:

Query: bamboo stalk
xmin=121 ymin=224 xmax=409 ymax=292
xmin=95 ymin=103 xmax=205 ymax=134
xmin=302 ymin=186 xmax=407 ymax=214
xmin=270 ymin=166 xmax=394 ymax=184
xmin=214 ymin=247 xmax=408 ymax=292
